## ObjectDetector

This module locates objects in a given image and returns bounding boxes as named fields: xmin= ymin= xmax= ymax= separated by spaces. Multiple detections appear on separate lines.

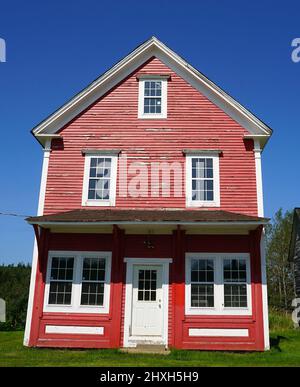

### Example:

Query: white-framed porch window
xmin=185 ymin=153 xmax=220 ymax=207
xmin=138 ymin=78 xmax=167 ymax=119
xmin=82 ymin=153 xmax=118 ymax=207
xmin=185 ymin=253 xmax=252 ymax=315
xmin=44 ymin=251 xmax=112 ymax=314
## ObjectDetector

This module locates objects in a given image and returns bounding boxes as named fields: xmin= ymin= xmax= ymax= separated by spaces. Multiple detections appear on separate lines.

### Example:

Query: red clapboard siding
xmin=43 ymin=57 xmax=258 ymax=215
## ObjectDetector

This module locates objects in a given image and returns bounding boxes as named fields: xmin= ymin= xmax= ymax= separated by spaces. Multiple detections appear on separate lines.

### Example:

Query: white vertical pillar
xmin=254 ymin=140 xmax=264 ymax=217
xmin=254 ymin=139 xmax=269 ymax=350
xmin=23 ymin=140 xmax=51 ymax=346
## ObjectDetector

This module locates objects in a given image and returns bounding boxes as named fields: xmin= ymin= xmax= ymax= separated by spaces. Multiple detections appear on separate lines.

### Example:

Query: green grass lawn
xmin=0 ymin=329 xmax=300 ymax=366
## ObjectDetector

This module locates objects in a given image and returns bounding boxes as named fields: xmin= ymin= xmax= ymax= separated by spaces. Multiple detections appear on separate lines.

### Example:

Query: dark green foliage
xmin=266 ymin=209 xmax=295 ymax=312
xmin=0 ymin=264 xmax=31 ymax=330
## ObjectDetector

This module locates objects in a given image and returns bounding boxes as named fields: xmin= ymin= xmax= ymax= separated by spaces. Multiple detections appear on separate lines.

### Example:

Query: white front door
xmin=131 ymin=265 xmax=163 ymax=337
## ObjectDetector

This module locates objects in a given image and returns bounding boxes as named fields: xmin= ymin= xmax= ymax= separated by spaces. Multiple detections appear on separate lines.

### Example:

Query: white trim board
xmin=23 ymin=140 xmax=51 ymax=346
xmin=189 ymin=328 xmax=249 ymax=337
xmin=31 ymin=37 xmax=272 ymax=147
xmin=260 ymin=230 xmax=270 ymax=350
xmin=45 ymin=325 xmax=104 ymax=335
xmin=123 ymin=258 xmax=172 ymax=348
xmin=254 ymin=140 xmax=264 ymax=217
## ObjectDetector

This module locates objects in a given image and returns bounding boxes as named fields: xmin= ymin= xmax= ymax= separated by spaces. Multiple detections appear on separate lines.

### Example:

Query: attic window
xmin=138 ymin=78 xmax=167 ymax=119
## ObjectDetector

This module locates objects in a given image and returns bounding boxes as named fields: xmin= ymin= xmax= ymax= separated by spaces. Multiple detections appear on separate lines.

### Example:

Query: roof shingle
xmin=26 ymin=209 xmax=268 ymax=224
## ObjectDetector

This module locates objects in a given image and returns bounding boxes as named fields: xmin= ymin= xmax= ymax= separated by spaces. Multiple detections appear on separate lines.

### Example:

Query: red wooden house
xmin=24 ymin=37 xmax=272 ymax=351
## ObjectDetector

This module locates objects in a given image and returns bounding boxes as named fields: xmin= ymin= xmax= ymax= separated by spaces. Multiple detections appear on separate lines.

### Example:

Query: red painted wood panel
xmin=43 ymin=57 xmax=258 ymax=216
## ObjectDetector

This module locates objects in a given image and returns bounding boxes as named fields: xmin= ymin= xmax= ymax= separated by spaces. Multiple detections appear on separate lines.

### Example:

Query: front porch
xmin=25 ymin=209 xmax=268 ymax=351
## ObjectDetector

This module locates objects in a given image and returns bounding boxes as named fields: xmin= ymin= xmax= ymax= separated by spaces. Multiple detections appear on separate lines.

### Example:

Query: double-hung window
xmin=138 ymin=78 xmax=167 ymax=119
xmin=186 ymin=253 xmax=251 ymax=315
xmin=82 ymin=152 xmax=118 ymax=206
xmin=185 ymin=152 xmax=220 ymax=207
xmin=44 ymin=251 xmax=112 ymax=314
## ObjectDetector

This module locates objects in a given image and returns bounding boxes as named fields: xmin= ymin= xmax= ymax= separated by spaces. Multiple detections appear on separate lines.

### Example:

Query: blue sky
xmin=0 ymin=0 xmax=299 ymax=264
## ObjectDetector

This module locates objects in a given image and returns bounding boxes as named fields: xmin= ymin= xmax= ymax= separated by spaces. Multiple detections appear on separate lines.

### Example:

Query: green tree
xmin=0 ymin=263 xmax=31 ymax=329
xmin=266 ymin=208 xmax=294 ymax=312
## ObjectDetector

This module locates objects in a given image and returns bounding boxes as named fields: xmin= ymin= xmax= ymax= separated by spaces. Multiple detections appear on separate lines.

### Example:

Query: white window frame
xmin=138 ymin=79 xmax=167 ymax=119
xmin=44 ymin=251 xmax=112 ymax=314
xmin=82 ymin=153 xmax=118 ymax=207
xmin=185 ymin=253 xmax=252 ymax=316
xmin=185 ymin=153 xmax=220 ymax=207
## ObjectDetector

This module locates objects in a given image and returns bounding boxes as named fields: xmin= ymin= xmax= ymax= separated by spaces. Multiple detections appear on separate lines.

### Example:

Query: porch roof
xmin=26 ymin=209 xmax=268 ymax=226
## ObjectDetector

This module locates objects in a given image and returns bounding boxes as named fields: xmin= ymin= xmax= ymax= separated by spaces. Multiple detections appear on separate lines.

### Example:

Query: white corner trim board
xmin=189 ymin=328 xmax=249 ymax=337
xmin=45 ymin=325 xmax=104 ymax=335
xmin=260 ymin=230 xmax=270 ymax=350
xmin=23 ymin=139 xmax=51 ymax=346
xmin=254 ymin=139 xmax=264 ymax=217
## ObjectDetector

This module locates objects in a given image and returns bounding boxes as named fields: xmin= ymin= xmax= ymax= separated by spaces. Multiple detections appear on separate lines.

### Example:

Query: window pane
xmin=81 ymin=282 xmax=104 ymax=306
xmin=224 ymin=259 xmax=247 ymax=283
xmin=48 ymin=281 xmax=72 ymax=305
xmin=224 ymin=284 xmax=247 ymax=308
xmin=50 ymin=257 xmax=74 ymax=281
xmin=82 ymin=258 xmax=106 ymax=281
xmin=191 ymin=259 xmax=214 ymax=284
xmin=144 ymin=97 xmax=162 ymax=114
xmin=137 ymin=269 xmax=157 ymax=301
xmin=191 ymin=284 xmax=214 ymax=307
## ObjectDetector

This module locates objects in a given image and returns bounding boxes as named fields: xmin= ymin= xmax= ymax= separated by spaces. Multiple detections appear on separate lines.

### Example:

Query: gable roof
xmin=32 ymin=36 xmax=272 ymax=148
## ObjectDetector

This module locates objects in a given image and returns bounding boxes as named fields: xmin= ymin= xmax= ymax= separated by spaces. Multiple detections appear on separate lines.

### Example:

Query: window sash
xmin=48 ymin=257 xmax=74 ymax=305
xmin=190 ymin=258 xmax=215 ymax=309
xmin=80 ymin=257 xmax=106 ymax=306
xmin=223 ymin=258 xmax=248 ymax=308
xmin=191 ymin=157 xmax=214 ymax=202
xmin=88 ymin=157 xmax=112 ymax=201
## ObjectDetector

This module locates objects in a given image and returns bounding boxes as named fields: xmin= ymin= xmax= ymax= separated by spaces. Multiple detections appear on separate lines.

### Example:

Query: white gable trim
xmin=32 ymin=37 xmax=272 ymax=146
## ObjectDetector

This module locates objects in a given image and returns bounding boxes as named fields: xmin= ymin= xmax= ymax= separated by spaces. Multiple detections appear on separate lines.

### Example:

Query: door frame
xmin=123 ymin=258 xmax=172 ymax=348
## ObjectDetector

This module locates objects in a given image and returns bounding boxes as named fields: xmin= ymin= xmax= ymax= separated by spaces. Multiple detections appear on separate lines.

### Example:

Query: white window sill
xmin=138 ymin=113 xmax=167 ymax=119
xmin=186 ymin=200 xmax=220 ymax=208
xmin=82 ymin=200 xmax=115 ymax=207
